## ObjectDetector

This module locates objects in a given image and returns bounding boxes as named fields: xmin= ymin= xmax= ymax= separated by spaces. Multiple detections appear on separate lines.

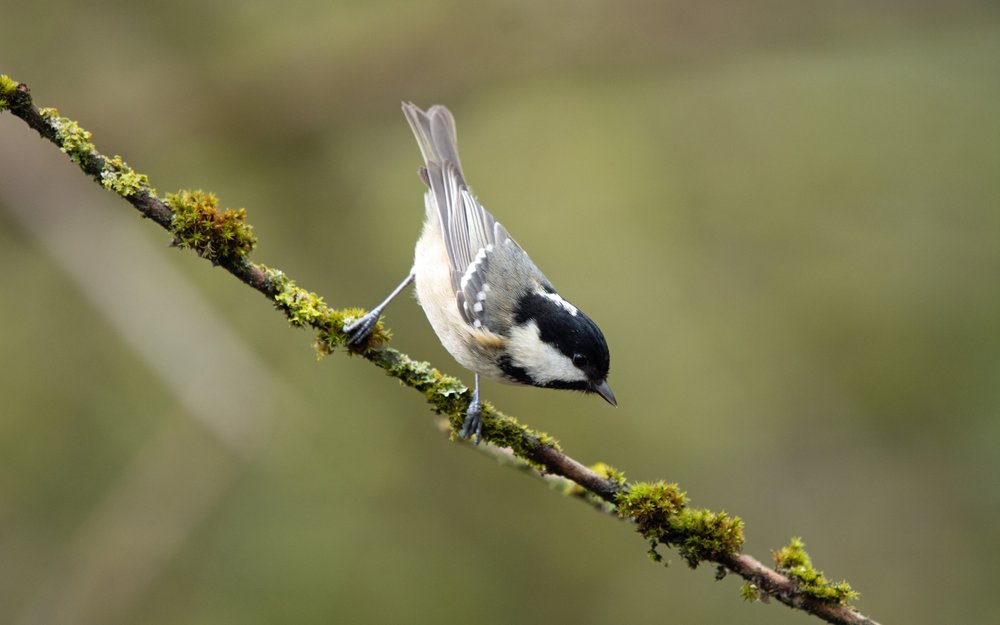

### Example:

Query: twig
xmin=1 ymin=76 xmax=881 ymax=625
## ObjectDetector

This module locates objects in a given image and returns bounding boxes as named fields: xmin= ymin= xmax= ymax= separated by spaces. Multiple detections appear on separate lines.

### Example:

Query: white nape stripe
xmin=507 ymin=320 xmax=587 ymax=385
xmin=537 ymin=289 xmax=578 ymax=316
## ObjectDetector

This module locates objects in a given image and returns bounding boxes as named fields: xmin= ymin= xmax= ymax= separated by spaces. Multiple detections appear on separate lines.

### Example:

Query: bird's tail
xmin=402 ymin=102 xmax=466 ymax=187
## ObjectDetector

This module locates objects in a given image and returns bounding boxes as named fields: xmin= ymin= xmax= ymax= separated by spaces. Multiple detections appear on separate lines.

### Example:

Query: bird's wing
xmin=404 ymin=102 xmax=531 ymax=330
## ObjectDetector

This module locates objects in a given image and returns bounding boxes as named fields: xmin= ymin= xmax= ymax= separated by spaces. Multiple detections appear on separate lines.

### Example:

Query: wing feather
xmin=403 ymin=102 xmax=514 ymax=323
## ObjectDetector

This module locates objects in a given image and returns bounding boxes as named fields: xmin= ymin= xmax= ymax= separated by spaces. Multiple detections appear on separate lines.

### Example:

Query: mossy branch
xmin=1 ymin=76 xmax=880 ymax=625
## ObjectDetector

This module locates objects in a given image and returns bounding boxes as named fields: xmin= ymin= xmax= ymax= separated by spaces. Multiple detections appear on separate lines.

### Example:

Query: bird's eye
xmin=572 ymin=354 xmax=588 ymax=368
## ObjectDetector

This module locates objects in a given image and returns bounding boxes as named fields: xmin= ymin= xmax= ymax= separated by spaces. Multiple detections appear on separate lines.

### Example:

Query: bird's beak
xmin=592 ymin=379 xmax=617 ymax=407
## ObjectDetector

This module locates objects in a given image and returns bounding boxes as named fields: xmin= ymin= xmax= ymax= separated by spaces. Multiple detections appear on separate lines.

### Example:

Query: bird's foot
xmin=459 ymin=397 xmax=483 ymax=445
xmin=343 ymin=309 xmax=382 ymax=347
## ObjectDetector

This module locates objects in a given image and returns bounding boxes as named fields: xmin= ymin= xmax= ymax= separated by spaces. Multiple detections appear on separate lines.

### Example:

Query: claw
xmin=460 ymin=413 xmax=483 ymax=445
xmin=344 ymin=310 xmax=381 ymax=347
xmin=459 ymin=375 xmax=484 ymax=444
xmin=344 ymin=272 xmax=415 ymax=348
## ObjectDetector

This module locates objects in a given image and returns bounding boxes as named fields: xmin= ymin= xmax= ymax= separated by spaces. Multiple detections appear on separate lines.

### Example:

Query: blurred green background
xmin=2 ymin=1 xmax=999 ymax=623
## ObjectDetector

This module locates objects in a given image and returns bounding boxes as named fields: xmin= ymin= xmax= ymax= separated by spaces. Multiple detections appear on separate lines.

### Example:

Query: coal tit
xmin=346 ymin=103 xmax=615 ymax=443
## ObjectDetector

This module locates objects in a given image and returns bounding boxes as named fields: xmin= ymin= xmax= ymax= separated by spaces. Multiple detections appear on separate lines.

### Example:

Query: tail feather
xmin=404 ymin=102 xmax=506 ymax=298
xmin=402 ymin=102 xmax=466 ymax=186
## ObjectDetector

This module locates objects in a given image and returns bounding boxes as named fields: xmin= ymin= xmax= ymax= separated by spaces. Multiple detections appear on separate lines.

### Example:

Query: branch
xmin=1 ymin=76 xmax=880 ymax=625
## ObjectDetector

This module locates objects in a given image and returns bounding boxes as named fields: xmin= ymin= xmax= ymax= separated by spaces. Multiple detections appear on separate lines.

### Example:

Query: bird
xmin=345 ymin=102 xmax=615 ymax=443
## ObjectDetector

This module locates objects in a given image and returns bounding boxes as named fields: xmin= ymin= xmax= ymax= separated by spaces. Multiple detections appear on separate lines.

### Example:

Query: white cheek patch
xmin=537 ymin=290 xmax=578 ymax=317
xmin=507 ymin=320 xmax=588 ymax=385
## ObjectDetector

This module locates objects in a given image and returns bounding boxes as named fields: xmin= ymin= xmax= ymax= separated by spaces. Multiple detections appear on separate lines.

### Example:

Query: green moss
xmin=0 ymin=74 xmax=17 ymax=112
xmin=165 ymin=190 xmax=256 ymax=263
xmin=39 ymin=107 xmax=96 ymax=163
xmin=773 ymin=537 xmax=859 ymax=605
xmin=616 ymin=481 xmax=744 ymax=568
xmin=740 ymin=583 xmax=760 ymax=602
xmin=670 ymin=507 xmax=745 ymax=567
xmin=33 ymin=107 xmax=152 ymax=199
xmin=272 ymin=275 xmax=331 ymax=328
xmin=363 ymin=347 xmax=561 ymax=459
xmin=364 ymin=349 xmax=474 ymax=424
xmin=100 ymin=155 xmax=152 ymax=197
xmin=331 ymin=308 xmax=391 ymax=350
xmin=483 ymin=411 xmax=560 ymax=463
xmin=591 ymin=462 xmax=627 ymax=487
xmin=263 ymin=267 xmax=391 ymax=355
xmin=616 ymin=481 xmax=687 ymax=536
xmin=269 ymin=268 xmax=395 ymax=354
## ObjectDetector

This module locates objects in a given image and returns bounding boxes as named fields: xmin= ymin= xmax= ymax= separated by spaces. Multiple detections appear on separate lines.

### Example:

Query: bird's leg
xmin=344 ymin=270 xmax=415 ymax=346
xmin=459 ymin=373 xmax=484 ymax=444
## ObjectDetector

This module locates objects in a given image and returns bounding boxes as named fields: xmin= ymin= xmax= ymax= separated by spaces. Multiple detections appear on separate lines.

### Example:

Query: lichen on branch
xmin=1 ymin=75 xmax=878 ymax=625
